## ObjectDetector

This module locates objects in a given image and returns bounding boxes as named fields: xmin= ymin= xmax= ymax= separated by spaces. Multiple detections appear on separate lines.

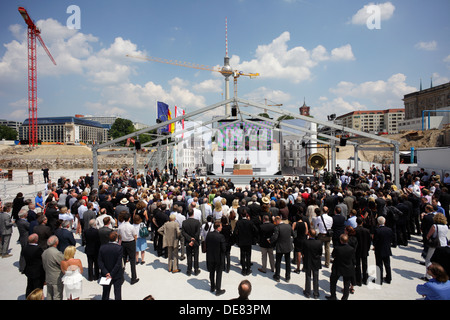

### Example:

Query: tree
xmin=277 ymin=115 xmax=294 ymax=122
xmin=0 ymin=125 xmax=18 ymax=140
xmin=109 ymin=118 xmax=135 ymax=140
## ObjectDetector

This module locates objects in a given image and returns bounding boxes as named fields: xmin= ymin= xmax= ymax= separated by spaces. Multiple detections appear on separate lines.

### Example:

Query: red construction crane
xmin=18 ymin=6 xmax=56 ymax=146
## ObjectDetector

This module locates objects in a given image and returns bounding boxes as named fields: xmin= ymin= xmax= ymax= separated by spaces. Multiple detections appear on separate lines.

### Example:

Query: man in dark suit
xmin=99 ymin=194 xmax=115 ymax=217
xmin=302 ymin=229 xmax=322 ymax=299
xmin=258 ymin=215 xmax=275 ymax=273
xmin=98 ymin=216 xmax=113 ymax=246
xmin=16 ymin=209 xmax=30 ymax=273
xmin=205 ymin=220 xmax=227 ymax=296
xmin=45 ymin=201 xmax=60 ymax=232
xmin=237 ymin=199 xmax=249 ymax=220
xmin=181 ymin=208 xmax=201 ymax=276
xmin=98 ymin=231 xmax=124 ymax=300
xmin=54 ymin=220 xmax=76 ymax=253
xmin=439 ymin=187 xmax=450 ymax=223
xmin=431 ymin=245 xmax=450 ymax=277
xmin=23 ymin=233 xmax=45 ymax=298
xmin=396 ymin=196 xmax=410 ymax=246
xmin=248 ymin=196 xmax=262 ymax=229
xmin=173 ymin=195 xmax=186 ymax=215
xmin=33 ymin=215 xmax=52 ymax=251
xmin=84 ymin=219 xmax=101 ymax=281
xmin=0 ymin=202 xmax=14 ymax=258
xmin=373 ymin=216 xmax=394 ymax=285
xmin=233 ymin=212 xmax=258 ymax=275
xmin=81 ymin=202 xmax=97 ymax=246
xmin=354 ymin=217 xmax=371 ymax=286
xmin=331 ymin=207 xmax=346 ymax=247
xmin=153 ymin=205 xmax=169 ymax=257
xmin=326 ymin=234 xmax=356 ymax=300
xmin=270 ymin=216 xmax=294 ymax=283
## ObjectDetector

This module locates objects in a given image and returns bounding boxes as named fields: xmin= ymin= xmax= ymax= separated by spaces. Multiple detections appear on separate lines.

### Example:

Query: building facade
xmin=335 ymin=109 xmax=405 ymax=134
xmin=19 ymin=117 xmax=109 ymax=144
xmin=281 ymin=120 xmax=317 ymax=173
xmin=75 ymin=114 xmax=118 ymax=126
xmin=0 ymin=119 xmax=22 ymax=139
xmin=403 ymin=81 xmax=450 ymax=120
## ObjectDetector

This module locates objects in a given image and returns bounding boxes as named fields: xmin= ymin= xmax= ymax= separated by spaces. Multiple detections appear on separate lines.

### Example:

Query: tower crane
xmin=127 ymin=19 xmax=259 ymax=117
xmin=18 ymin=6 xmax=56 ymax=147
xmin=126 ymin=54 xmax=259 ymax=88
xmin=263 ymin=98 xmax=282 ymax=113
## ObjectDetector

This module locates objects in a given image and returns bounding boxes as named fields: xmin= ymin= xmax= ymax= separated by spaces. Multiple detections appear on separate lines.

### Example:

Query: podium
xmin=233 ymin=164 xmax=253 ymax=175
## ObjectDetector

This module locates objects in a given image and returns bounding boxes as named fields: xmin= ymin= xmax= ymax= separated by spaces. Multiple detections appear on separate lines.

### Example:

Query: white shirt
xmin=118 ymin=221 xmax=137 ymax=242
xmin=213 ymin=210 xmax=223 ymax=221
xmin=175 ymin=213 xmax=186 ymax=228
xmin=78 ymin=205 xmax=87 ymax=219
xmin=96 ymin=214 xmax=115 ymax=228
xmin=201 ymin=222 xmax=213 ymax=240
xmin=59 ymin=213 xmax=74 ymax=221
xmin=193 ymin=208 xmax=202 ymax=222
xmin=314 ymin=213 xmax=333 ymax=234
xmin=433 ymin=224 xmax=449 ymax=247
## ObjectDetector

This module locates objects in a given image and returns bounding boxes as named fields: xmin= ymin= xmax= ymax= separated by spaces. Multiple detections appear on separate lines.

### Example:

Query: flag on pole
xmin=157 ymin=101 xmax=169 ymax=133
xmin=175 ymin=106 xmax=185 ymax=138
xmin=168 ymin=108 xmax=175 ymax=133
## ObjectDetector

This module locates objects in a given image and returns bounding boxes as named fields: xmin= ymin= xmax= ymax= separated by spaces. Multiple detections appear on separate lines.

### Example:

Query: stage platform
xmin=206 ymin=174 xmax=283 ymax=186
xmin=205 ymin=174 xmax=315 ymax=186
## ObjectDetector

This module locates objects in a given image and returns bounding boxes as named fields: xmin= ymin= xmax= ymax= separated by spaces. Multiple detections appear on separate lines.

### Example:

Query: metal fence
xmin=0 ymin=169 xmax=88 ymax=203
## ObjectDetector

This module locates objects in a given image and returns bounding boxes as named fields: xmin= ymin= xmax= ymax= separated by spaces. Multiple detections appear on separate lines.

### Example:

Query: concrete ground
xmin=0 ymin=169 xmax=428 ymax=301
xmin=0 ymin=230 xmax=428 ymax=301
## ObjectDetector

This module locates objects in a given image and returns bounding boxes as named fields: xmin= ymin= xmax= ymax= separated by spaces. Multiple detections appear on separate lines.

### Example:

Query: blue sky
xmin=0 ymin=0 xmax=449 ymax=125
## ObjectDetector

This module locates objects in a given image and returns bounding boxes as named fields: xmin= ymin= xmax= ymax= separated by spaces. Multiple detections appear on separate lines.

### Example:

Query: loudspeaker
xmin=232 ymin=106 xmax=237 ymax=117
xmin=339 ymin=137 xmax=347 ymax=146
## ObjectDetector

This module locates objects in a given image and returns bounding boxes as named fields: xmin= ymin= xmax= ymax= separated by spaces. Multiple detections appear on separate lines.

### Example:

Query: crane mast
xmin=18 ymin=6 xmax=56 ymax=146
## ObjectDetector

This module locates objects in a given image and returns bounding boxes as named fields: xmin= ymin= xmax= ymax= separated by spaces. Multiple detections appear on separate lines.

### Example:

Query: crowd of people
xmin=0 ymin=163 xmax=449 ymax=300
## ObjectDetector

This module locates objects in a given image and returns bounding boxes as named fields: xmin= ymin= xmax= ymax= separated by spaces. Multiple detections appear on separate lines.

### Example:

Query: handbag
xmin=321 ymin=215 xmax=333 ymax=238
xmin=201 ymin=241 xmax=207 ymax=253
xmin=139 ymin=222 xmax=149 ymax=238
xmin=426 ymin=224 xmax=440 ymax=248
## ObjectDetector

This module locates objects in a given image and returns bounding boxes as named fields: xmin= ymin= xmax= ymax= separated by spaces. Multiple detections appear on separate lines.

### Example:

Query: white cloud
xmin=84 ymin=102 xmax=128 ymax=119
xmin=431 ymin=73 xmax=449 ymax=86
xmin=243 ymin=87 xmax=291 ymax=104
xmin=329 ymin=73 xmax=416 ymax=107
xmin=415 ymin=41 xmax=437 ymax=51
xmin=331 ymin=44 xmax=356 ymax=61
xmin=0 ymin=19 xmax=208 ymax=123
xmin=96 ymin=80 xmax=206 ymax=117
xmin=350 ymin=2 xmax=395 ymax=25
xmin=312 ymin=97 xmax=366 ymax=119
xmin=169 ymin=77 xmax=190 ymax=88
xmin=312 ymin=73 xmax=417 ymax=120
xmin=7 ymin=98 xmax=43 ymax=121
xmin=230 ymin=31 xmax=355 ymax=83
xmin=443 ymin=55 xmax=450 ymax=69
xmin=193 ymin=79 xmax=223 ymax=93
xmin=0 ymin=19 xmax=145 ymax=84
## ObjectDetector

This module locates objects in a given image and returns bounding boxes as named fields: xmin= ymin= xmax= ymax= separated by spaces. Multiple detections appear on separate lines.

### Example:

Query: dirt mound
xmin=321 ymin=127 xmax=450 ymax=162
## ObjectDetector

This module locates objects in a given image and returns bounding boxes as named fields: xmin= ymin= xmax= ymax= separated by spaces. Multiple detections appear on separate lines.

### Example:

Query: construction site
xmin=0 ymin=125 xmax=448 ymax=171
